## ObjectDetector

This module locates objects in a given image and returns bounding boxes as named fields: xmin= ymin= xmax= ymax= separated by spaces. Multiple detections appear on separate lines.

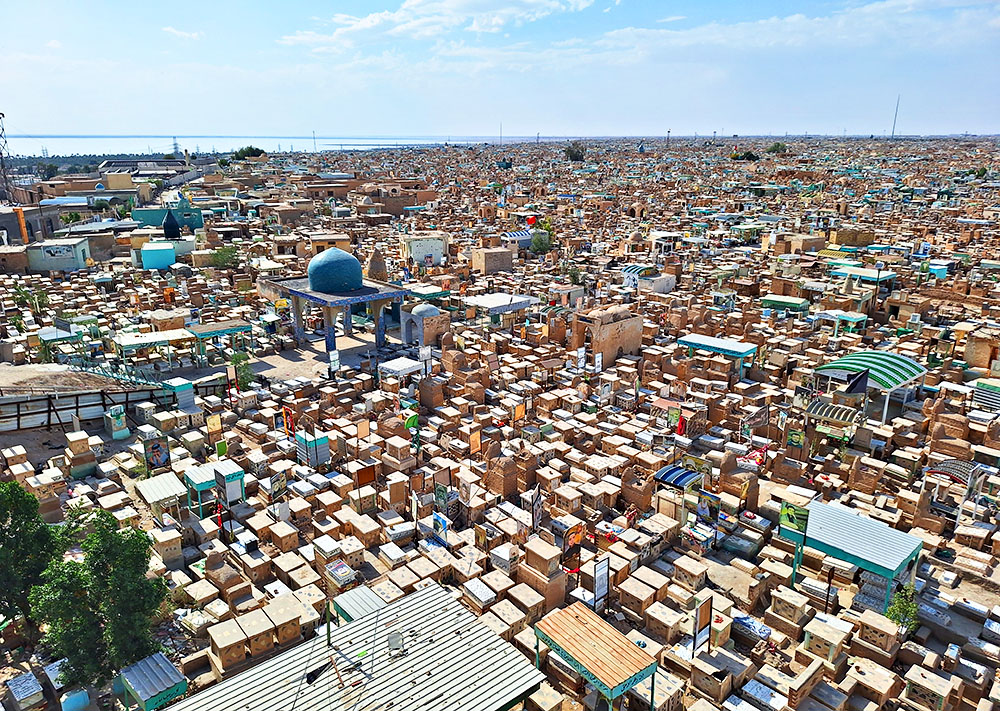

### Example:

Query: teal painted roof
xmin=814 ymin=350 xmax=926 ymax=390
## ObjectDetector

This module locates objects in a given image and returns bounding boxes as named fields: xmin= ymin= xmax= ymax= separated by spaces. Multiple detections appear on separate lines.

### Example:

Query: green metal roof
xmin=814 ymin=350 xmax=926 ymax=390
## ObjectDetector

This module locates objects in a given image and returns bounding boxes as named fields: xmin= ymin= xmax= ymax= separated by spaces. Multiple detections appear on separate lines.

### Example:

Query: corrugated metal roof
xmin=805 ymin=501 xmax=922 ymax=576
xmin=333 ymin=585 xmax=387 ymax=621
xmin=167 ymin=583 xmax=543 ymax=711
xmin=120 ymin=652 xmax=185 ymax=703
xmin=804 ymin=400 xmax=863 ymax=425
xmin=653 ymin=465 xmax=702 ymax=490
xmin=535 ymin=602 xmax=656 ymax=697
xmin=135 ymin=471 xmax=187 ymax=505
xmin=814 ymin=350 xmax=926 ymax=391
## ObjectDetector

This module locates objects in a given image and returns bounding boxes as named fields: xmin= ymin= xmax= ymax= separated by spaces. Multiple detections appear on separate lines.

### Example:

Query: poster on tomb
xmin=432 ymin=512 xmax=448 ymax=543
xmin=779 ymin=502 xmax=809 ymax=533
xmin=694 ymin=596 xmax=713 ymax=655
xmin=666 ymin=406 xmax=682 ymax=432
xmin=787 ymin=429 xmax=806 ymax=448
xmin=696 ymin=490 xmax=720 ymax=528
xmin=681 ymin=454 xmax=712 ymax=479
xmin=475 ymin=524 xmax=488 ymax=550
xmin=459 ymin=479 xmax=472 ymax=506
xmin=357 ymin=418 xmax=370 ymax=440
xmin=143 ymin=436 xmax=170 ymax=471
xmin=576 ymin=346 xmax=586 ymax=369
xmin=434 ymin=482 xmax=448 ymax=511
xmin=207 ymin=414 xmax=222 ymax=435
xmin=469 ymin=429 xmax=481 ymax=455
xmin=563 ymin=522 xmax=584 ymax=570
xmin=595 ymin=353 xmax=603 ymax=372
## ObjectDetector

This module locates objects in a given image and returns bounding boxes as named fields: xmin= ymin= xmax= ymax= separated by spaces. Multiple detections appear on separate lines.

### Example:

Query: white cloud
xmin=656 ymin=15 xmax=686 ymax=23
xmin=45 ymin=39 xmax=61 ymax=49
xmin=162 ymin=26 xmax=203 ymax=40
xmin=279 ymin=0 xmax=595 ymax=50
xmin=601 ymin=0 xmax=999 ymax=51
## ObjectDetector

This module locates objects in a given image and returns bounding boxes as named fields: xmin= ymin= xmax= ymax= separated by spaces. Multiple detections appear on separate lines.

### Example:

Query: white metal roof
xmin=166 ymin=583 xmax=543 ymax=711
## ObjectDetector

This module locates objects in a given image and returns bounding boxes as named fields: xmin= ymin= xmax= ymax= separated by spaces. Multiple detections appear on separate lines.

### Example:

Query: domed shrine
xmin=307 ymin=248 xmax=364 ymax=294
xmin=259 ymin=245 xmax=411 ymax=354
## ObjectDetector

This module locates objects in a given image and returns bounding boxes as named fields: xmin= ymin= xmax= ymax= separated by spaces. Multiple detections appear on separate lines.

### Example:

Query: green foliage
xmin=976 ymin=166 xmax=988 ymax=179
xmin=731 ymin=151 xmax=760 ymax=161
xmin=766 ymin=142 xmax=788 ymax=154
xmin=30 ymin=510 xmax=166 ymax=687
xmin=233 ymin=145 xmax=266 ymax=160
xmin=12 ymin=285 xmax=48 ymax=312
xmin=538 ymin=217 xmax=555 ymax=236
xmin=152 ymin=179 xmax=164 ymax=189
xmin=38 ymin=163 xmax=59 ymax=180
xmin=229 ymin=350 xmax=254 ymax=390
xmin=162 ymin=153 xmax=176 ymax=160
xmin=886 ymin=583 xmax=919 ymax=633
xmin=92 ymin=199 xmax=110 ymax=211
xmin=568 ymin=266 xmax=582 ymax=285
xmin=529 ymin=231 xmax=552 ymax=254
xmin=8 ymin=314 xmax=25 ymax=333
xmin=210 ymin=246 xmax=240 ymax=269
xmin=564 ymin=141 xmax=586 ymax=162
xmin=217 ymin=158 xmax=230 ymax=168
xmin=59 ymin=212 xmax=82 ymax=225
xmin=0 ymin=483 xmax=60 ymax=639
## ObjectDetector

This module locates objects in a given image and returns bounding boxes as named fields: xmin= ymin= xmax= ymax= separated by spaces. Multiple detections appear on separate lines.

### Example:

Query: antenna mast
xmin=890 ymin=94 xmax=900 ymax=140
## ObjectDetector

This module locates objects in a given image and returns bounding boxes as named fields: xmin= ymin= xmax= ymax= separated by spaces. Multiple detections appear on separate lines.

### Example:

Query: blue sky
xmin=2 ymin=0 xmax=998 ymax=138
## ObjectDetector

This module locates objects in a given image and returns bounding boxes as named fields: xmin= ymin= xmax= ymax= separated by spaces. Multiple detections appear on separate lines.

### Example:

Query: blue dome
xmin=411 ymin=302 xmax=440 ymax=318
xmin=307 ymin=247 xmax=363 ymax=293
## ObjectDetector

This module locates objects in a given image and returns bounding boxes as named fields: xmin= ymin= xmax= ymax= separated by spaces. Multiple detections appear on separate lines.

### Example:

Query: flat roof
xmin=168 ymin=583 xmax=543 ymax=711
xmin=535 ymin=602 xmax=657 ymax=699
xmin=678 ymin=333 xmax=757 ymax=358
xmin=804 ymin=501 xmax=923 ymax=576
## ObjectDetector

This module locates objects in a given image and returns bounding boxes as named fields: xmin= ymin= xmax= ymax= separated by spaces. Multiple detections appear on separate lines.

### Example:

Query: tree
xmin=530 ymin=231 xmax=552 ymax=254
xmin=229 ymin=351 xmax=254 ymax=390
xmin=0 ymin=483 xmax=60 ymax=641
xmin=60 ymin=212 xmax=82 ymax=225
xmin=210 ymin=246 xmax=240 ymax=269
xmin=30 ymin=510 xmax=166 ymax=687
xmin=233 ymin=146 xmax=266 ymax=160
xmin=564 ymin=141 xmax=586 ymax=162
xmin=568 ymin=266 xmax=582 ymax=285
xmin=162 ymin=153 xmax=176 ymax=160
xmin=731 ymin=150 xmax=760 ymax=161
xmin=766 ymin=142 xmax=788 ymax=154
xmin=886 ymin=583 xmax=919 ymax=634
xmin=38 ymin=163 xmax=59 ymax=180
xmin=217 ymin=157 xmax=230 ymax=168
xmin=92 ymin=199 xmax=110 ymax=211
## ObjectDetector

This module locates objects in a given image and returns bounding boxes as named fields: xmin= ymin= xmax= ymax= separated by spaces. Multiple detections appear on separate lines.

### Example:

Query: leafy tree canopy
xmin=0 ymin=483 xmax=60 ymax=638
xmin=31 ymin=510 xmax=166 ymax=687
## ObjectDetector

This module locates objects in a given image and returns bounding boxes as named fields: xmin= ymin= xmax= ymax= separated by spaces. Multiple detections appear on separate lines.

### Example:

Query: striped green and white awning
xmin=814 ymin=350 xmax=926 ymax=391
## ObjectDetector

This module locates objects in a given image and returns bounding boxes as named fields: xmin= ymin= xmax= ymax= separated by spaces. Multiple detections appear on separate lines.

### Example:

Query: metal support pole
xmin=534 ymin=635 xmax=540 ymax=669
xmin=650 ymin=668 xmax=657 ymax=711
xmin=881 ymin=387 xmax=892 ymax=424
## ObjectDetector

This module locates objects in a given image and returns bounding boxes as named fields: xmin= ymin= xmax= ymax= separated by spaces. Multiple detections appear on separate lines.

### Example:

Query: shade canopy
xmin=814 ymin=350 xmax=926 ymax=391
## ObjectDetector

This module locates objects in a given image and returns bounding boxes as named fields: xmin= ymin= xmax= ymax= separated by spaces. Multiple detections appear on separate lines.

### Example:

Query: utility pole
xmin=313 ymin=130 xmax=317 ymax=152
xmin=172 ymin=136 xmax=180 ymax=154
xmin=499 ymin=121 xmax=502 ymax=146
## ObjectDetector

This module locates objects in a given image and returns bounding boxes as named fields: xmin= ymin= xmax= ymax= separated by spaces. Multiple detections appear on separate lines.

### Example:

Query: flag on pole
xmin=844 ymin=369 xmax=869 ymax=394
